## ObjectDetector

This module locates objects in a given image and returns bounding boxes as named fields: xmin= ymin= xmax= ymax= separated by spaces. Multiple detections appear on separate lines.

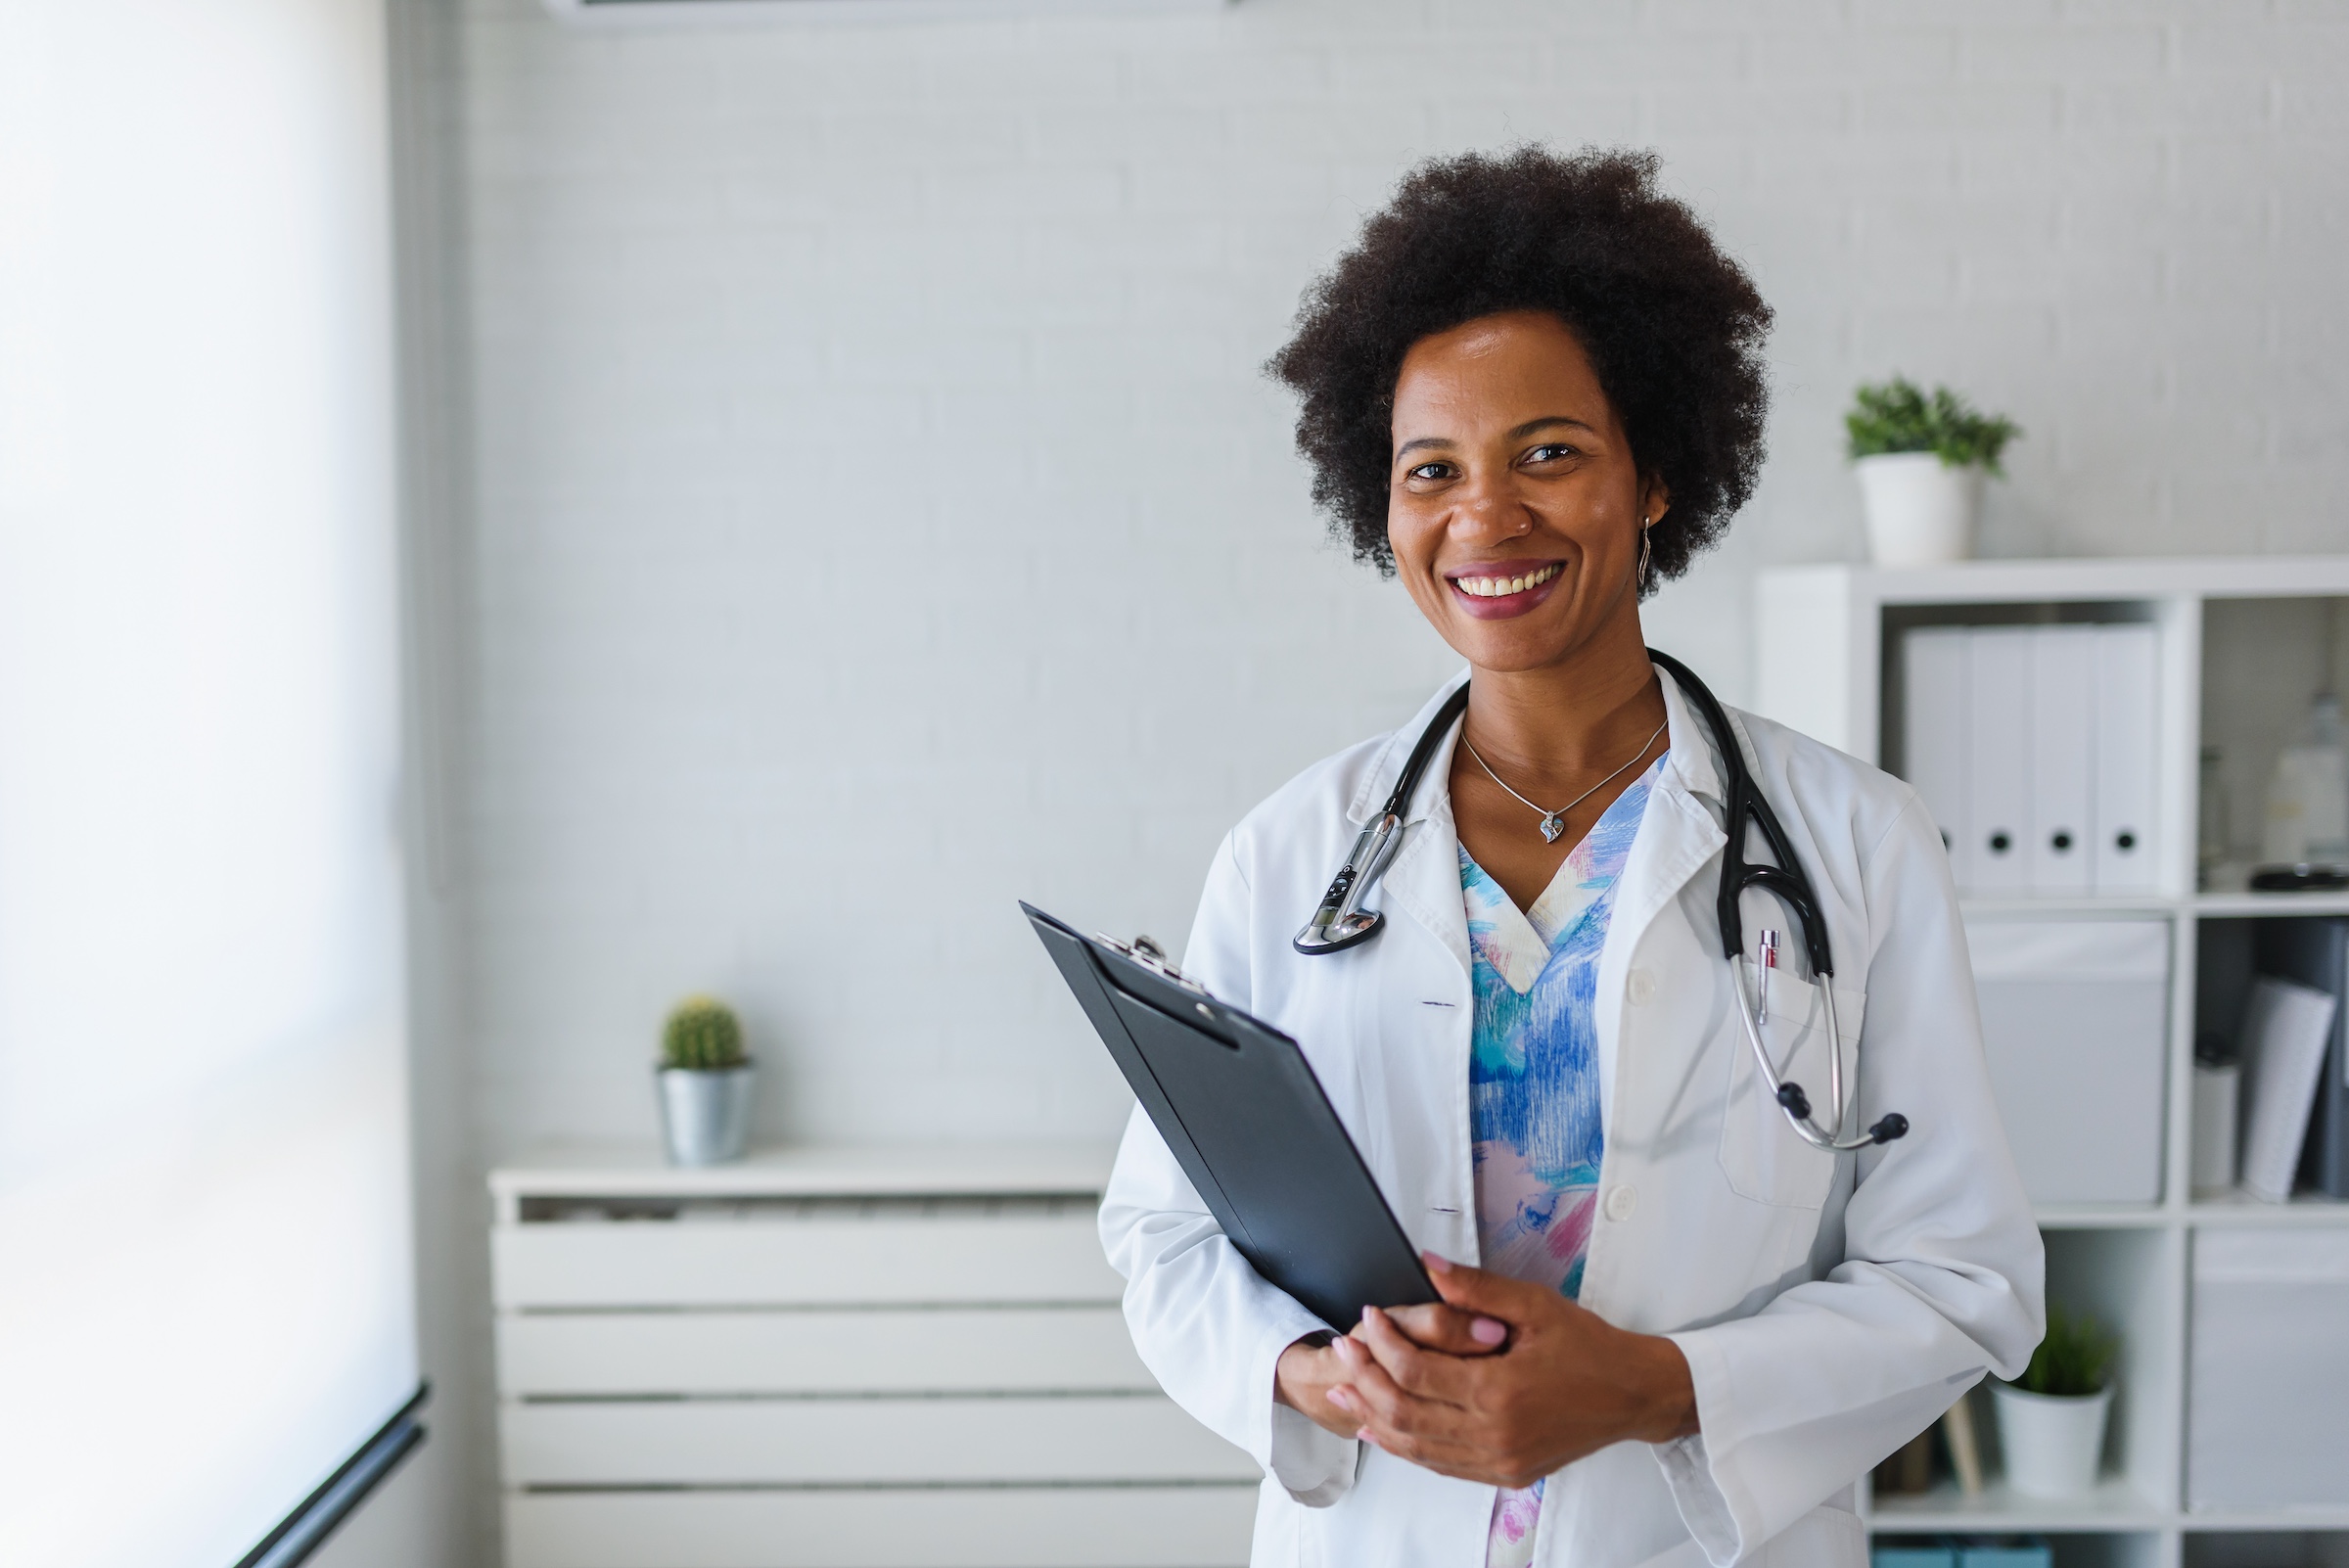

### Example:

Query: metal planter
xmin=657 ymin=1065 xmax=754 ymax=1167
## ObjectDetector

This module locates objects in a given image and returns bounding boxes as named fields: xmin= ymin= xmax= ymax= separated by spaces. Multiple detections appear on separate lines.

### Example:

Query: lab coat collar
xmin=1346 ymin=659 xmax=1734 ymax=828
xmin=1653 ymin=662 xmax=1731 ymax=811
xmin=1345 ymin=669 xmax=1472 ymax=828
xmin=1346 ymin=658 xmax=1740 ymax=983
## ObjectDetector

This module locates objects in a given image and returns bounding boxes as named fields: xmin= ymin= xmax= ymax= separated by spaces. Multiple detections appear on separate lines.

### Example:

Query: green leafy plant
xmin=1846 ymin=376 xmax=2021 ymax=475
xmin=661 ymin=995 xmax=747 ymax=1072
xmin=2010 ymin=1303 xmax=2118 ymax=1398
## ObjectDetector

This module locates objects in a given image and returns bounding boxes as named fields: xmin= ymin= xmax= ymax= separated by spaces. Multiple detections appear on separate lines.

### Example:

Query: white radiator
xmin=489 ymin=1144 xmax=1258 ymax=1568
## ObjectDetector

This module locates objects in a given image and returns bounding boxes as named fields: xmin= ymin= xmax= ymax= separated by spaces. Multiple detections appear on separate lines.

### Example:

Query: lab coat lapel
xmin=1383 ymin=746 xmax=1472 ymax=978
xmin=1592 ymin=670 xmax=1729 ymax=1123
xmin=1348 ymin=670 xmax=1472 ymax=827
xmin=1353 ymin=671 xmax=1474 ymax=974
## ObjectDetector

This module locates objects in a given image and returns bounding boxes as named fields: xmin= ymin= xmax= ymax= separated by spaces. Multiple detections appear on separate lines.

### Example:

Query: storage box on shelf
xmin=1760 ymin=559 xmax=2349 ymax=1568
xmin=2186 ymin=1229 xmax=2349 ymax=1515
xmin=1868 ymin=1541 xmax=2158 ymax=1568
xmin=487 ymin=1143 xmax=1256 ymax=1568
xmin=2178 ymin=1533 xmax=2349 ymax=1567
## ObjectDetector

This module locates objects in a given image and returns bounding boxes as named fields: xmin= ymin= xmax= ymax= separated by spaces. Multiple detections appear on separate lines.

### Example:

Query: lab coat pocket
xmin=1717 ymin=963 xmax=1865 ymax=1210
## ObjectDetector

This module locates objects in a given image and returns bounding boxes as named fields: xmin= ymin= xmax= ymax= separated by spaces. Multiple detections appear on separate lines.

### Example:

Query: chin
xmin=1448 ymin=623 xmax=1580 ymax=673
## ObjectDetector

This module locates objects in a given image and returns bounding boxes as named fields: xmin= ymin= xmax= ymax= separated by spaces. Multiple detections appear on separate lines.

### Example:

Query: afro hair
xmin=1267 ymin=146 xmax=1772 ymax=588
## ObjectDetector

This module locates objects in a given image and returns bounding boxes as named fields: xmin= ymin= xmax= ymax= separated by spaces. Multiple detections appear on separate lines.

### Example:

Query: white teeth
xmin=1454 ymin=563 xmax=1561 ymax=598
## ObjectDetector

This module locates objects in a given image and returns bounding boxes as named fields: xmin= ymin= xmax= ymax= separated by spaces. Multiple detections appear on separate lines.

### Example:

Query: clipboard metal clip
xmin=1094 ymin=932 xmax=1208 ymax=994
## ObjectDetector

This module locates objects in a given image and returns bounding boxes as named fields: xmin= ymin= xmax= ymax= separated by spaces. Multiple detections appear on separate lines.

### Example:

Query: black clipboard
xmin=1023 ymin=900 xmax=1436 ymax=1331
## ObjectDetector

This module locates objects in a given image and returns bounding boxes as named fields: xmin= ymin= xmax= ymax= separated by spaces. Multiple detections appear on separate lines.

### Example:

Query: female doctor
xmin=1098 ymin=148 xmax=2045 ymax=1568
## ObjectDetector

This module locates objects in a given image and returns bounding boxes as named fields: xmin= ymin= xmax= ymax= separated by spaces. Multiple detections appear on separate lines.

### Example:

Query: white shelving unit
xmin=1757 ymin=558 xmax=2349 ymax=1568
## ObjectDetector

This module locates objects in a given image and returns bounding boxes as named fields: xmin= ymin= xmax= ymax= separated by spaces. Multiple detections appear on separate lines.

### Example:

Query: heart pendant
xmin=1540 ymin=813 xmax=1566 ymax=844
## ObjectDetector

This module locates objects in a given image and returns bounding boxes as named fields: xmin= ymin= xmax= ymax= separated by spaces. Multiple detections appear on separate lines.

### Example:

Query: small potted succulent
xmin=656 ymin=995 xmax=753 ymax=1167
xmin=1991 ymin=1303 xmax=2118 ymax=1498
xmin=1846 ymin=377 xmax=2021 ymax=567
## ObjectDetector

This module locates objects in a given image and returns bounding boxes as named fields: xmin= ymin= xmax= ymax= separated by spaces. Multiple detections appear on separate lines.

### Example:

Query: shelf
xmin=2035 ymin=1204 xmax=2173 ymax=1229
xmin=2186 ymin=1191 xmax=2349 ymax=1226
xmin=1949 ymin=892 xmax=2349 ymax=918
xmin=2178 ymin=1510 xmax=2349 ymax=1532
xmin=1960 ymin=896 xmax=2183 ymax=918
xmin=2023 ymin=1199 xmax=2349 ymax=1229
xmin=1867 ymin=1475 xmax=2166 ymax=1533
xmin=1769 ymin=557 xmax=2349 ymax=609
xmin=2192 ymin=876 xmax=2349 ymax=917
xmin=1867 ymin=1483 xmax=2349 ymax=1537
xmin=489 ymin=1141 xmax=1121 ymax=1206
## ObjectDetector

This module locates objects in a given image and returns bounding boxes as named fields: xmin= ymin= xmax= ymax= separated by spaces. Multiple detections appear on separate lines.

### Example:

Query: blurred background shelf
xmin=1869 ymin=1475 xmax=2165 ymax=1532
xmin=1762 ymin=561 xmax=2349 ymax=1568
xmin=2183 ymin=1192 xmax=2349 ymax=1226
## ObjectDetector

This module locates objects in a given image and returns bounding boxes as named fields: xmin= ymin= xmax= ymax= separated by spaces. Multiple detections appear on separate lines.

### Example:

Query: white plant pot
xmin=1856 ymin=452 xmax=1984 ymax=567
xmin=1992 ymin=1380 xmax=2112 ymax=1498
xmin=657 ymin=1065 xmax=755 ymax=1167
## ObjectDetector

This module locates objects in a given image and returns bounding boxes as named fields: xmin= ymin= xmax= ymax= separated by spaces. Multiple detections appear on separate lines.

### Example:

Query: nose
xmin=1449 ymin=469 xmax=1531 ymax=542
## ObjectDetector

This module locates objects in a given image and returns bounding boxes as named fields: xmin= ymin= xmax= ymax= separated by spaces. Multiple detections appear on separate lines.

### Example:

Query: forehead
xmin=1391 ymin=311 xmax=1608 ymax=426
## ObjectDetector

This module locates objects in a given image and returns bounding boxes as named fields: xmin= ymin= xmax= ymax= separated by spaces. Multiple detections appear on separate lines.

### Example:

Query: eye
xmin=1405 ymin=461 xmax=1453 ymax=482
xmin=1524 ymin=442 xmax=1578 ymax=464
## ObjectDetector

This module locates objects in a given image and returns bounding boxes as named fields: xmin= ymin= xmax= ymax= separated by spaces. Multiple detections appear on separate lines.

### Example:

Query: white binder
xmin=1902 ymin=627 xmax=1971 ymax=890
xmin=1966 ymin=627 xmax=2034 ymax=894
xmin=2094 ymin=623 xmax=2160 ymax=894
xmin=2029 ymin=626 xmax=2097 ymax=895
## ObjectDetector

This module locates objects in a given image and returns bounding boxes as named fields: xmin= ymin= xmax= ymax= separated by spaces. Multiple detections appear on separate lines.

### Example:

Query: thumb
xmin=1420 ymin=1250 xmax=1544 ymax=1317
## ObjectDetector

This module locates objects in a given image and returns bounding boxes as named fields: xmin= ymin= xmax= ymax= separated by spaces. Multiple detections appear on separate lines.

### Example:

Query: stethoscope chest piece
xmin=1292 ymin=684 xmax=1469 ymax=958
xmin=1292 ymin=811 xmax=1404 ymax=955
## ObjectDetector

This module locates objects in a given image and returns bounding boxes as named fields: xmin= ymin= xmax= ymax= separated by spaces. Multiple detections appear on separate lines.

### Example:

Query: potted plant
xmin=656 ymin=995 xmax=754 ymax=1167
xmin=1845 ymin=377 xmax=2021 ymax=567
xmin=1991 ymin=1303 xmax=2118 ymax=1498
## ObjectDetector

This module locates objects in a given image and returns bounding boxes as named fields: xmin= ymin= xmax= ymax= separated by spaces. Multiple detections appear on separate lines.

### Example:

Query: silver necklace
xmin=1459 ymin=715 xmax=1669 ymax=844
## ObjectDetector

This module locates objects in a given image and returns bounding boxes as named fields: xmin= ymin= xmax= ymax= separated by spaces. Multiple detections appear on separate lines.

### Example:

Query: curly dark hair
xmin=1267 ymin=146 xmax=1772 ymax=586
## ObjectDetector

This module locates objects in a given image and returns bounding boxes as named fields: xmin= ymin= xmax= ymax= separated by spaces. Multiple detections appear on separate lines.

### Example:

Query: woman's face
xmin=1386 ymin=310 xmax=1667 ymax=675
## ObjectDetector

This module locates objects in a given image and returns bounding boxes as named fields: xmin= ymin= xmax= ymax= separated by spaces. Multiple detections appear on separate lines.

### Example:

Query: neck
xmin=1461 ymin=608 xmax=1664 ymax=779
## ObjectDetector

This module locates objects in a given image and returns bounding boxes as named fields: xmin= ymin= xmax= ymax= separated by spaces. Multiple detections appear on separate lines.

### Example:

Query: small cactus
xmin=661 ymin=995 xmax=747 ymax=1072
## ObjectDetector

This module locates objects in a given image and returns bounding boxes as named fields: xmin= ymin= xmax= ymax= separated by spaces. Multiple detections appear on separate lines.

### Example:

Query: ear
xmin=1639 ymin=474 xmax=1672 ymax=527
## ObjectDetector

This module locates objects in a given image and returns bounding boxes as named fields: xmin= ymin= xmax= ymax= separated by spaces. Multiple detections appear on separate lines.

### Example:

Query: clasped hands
xmin=1273 ymin=1252 xmax=1699 ymax=1489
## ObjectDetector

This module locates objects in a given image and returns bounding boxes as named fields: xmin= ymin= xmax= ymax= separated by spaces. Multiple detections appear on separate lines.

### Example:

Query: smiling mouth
xmin=1449 ymin=562 xmax=1564 ymax=598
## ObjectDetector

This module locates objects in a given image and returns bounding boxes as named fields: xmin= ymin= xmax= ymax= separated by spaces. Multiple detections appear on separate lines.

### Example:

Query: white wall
xmin=451 ymin=0 xmax=2348 ymax=1151
xmin=414 ymin=3 xmax=2349 ymax=1556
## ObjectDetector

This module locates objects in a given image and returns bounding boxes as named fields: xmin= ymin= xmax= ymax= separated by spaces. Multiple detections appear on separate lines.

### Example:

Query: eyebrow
xmin=1394 ymin=416 xmax=1596 ymax=463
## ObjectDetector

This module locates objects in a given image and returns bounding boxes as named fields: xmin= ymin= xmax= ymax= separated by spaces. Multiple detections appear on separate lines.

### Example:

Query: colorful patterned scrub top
xmin=1461 ymin=755 xmax=1662 ymax=1568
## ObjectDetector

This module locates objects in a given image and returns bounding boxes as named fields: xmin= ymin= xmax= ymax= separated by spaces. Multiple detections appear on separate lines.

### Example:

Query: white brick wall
xmin=448 ymin=0 xmax=2349 ymax=1161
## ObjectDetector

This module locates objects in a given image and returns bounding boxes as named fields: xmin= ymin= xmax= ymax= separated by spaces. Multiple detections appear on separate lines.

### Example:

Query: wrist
xmin=1273 ymin=1331 xmax=1336 ymax=1410
xmin=1631 ymin=1332 xmax=1700 ymax=1444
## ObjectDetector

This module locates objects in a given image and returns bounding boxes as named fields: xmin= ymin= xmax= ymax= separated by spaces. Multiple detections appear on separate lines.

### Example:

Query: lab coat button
xmin=1627 ymin=969 xmax=1656 ymax=1005
xmin=1604 ymin=1184 xmax=1638 ymax=1222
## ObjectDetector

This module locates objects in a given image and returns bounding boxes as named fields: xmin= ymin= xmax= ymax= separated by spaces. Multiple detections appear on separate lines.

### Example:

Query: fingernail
xmin=1334 ymin=1336 xmax=1362 ymax=1362
xmin=1362 ymin=1306 xmax=1384 ymax=1325
xmin=1421 ymin=1250 xmax=1453 ymax=1274
xmin=1326 ymin=1388 xmax=1352 ymax=1410
xmin=1472 ymin=1316 xmax=1506 ymax=1346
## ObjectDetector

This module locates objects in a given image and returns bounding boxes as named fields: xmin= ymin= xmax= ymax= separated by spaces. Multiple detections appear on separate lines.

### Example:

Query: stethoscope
xmin=1293 ymin=649 xmax=1910 ymax=1153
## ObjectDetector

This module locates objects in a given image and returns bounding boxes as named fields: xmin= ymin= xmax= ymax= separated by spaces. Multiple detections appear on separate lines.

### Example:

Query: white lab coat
xmin=1099 ymin=668 xmax=2044 ymax=1568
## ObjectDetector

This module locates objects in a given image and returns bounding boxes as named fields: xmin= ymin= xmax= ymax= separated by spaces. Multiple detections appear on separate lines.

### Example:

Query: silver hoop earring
xmin=1636 ymin=521 xmax=1653 ymax=594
